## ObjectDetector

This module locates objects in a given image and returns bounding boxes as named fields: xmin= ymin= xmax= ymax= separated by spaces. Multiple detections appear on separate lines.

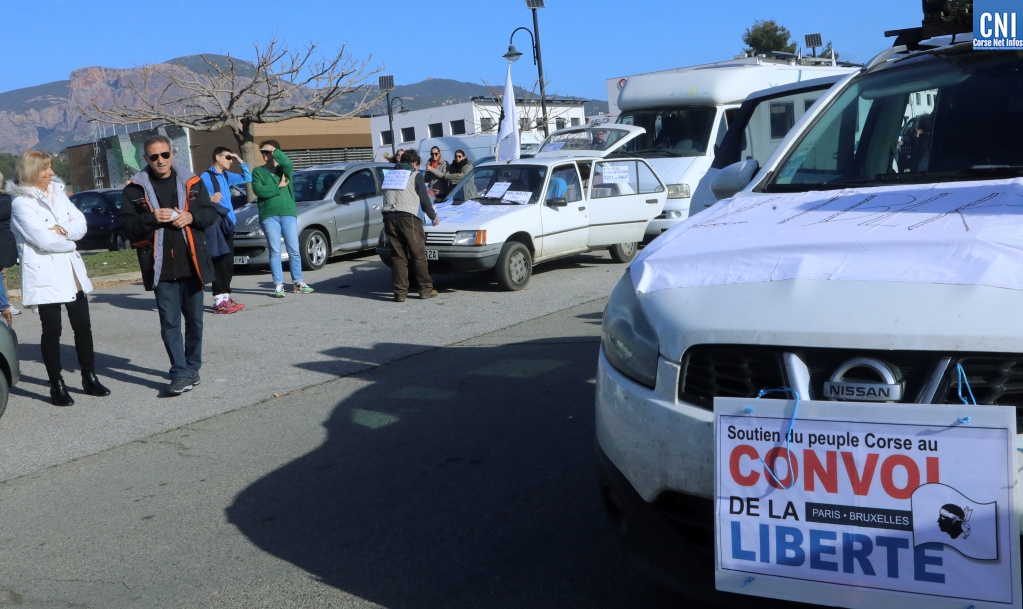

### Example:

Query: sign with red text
xmin=715 ymin=398 xmax=1020 ymax=609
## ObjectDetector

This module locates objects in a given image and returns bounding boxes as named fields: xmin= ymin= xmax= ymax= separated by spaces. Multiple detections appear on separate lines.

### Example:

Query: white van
xmin=596 ymin=17 xmax=1023 ymax=608
xmin=614 ymin=56 xmax=857 ymax=238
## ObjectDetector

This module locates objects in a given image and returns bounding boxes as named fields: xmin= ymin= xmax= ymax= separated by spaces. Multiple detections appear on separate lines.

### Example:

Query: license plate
xmin=233 ymin=255 xmax=249 ymax=264
xmin=426 ymin=249 xmax=439 ymax=260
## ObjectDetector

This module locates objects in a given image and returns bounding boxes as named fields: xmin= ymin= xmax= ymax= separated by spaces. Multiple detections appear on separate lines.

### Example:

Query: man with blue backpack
xmin=200 ymin=147 xmax=251 ymax=314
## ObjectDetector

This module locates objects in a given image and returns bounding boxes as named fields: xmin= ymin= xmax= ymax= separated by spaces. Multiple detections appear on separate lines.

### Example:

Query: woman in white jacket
xmin=10 ymin=150 xmax=110 ymax=406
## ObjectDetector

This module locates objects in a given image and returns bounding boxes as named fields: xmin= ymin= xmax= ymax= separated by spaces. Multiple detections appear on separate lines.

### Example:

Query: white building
xmin=369 ymin=97 xmax=586 ymax=151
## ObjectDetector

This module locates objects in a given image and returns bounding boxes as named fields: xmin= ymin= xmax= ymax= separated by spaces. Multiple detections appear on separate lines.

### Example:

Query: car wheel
xmin=608 ymin=242 xmax=638 ymax=263
xmin=300 ymin=228 xmax=328 ymax=271
xmin=495 ymin=241 xmax=531 ymax=291
xmin=0 ymin=372 xmax=10 ymax=420
xmin=110 ymin=232 xmax=130 ymax=252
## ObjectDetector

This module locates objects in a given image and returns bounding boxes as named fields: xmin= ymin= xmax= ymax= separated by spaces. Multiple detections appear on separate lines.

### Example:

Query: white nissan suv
xmin=595 ymin=17 xmax=1023 ymax=608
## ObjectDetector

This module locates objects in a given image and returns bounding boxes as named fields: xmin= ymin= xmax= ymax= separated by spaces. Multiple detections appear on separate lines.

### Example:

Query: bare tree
xmin=77 ymin=36 xmax=383 ymax=169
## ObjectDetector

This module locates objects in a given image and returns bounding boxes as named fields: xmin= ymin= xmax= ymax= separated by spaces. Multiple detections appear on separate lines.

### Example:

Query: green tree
xmin=742 ymin=19 xmax=797 ymax=56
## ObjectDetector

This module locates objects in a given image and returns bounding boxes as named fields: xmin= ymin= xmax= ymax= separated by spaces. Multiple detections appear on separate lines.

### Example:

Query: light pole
xmin=502 ymin=0 xmax=548 ymax=137
xmin=379 ymin=75 xmax=399 ymax=156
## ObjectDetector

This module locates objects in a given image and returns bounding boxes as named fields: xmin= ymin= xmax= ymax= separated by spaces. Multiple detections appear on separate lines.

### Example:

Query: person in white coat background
xmin=9 ymin=150 xmax=110 ymax=406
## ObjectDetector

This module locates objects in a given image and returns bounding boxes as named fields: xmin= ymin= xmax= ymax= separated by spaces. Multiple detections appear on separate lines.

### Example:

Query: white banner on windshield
xmin=632 ymin=180 xmax=1023 ymax=294
xmin=715 ymin=398 xmax=1021 ymax=609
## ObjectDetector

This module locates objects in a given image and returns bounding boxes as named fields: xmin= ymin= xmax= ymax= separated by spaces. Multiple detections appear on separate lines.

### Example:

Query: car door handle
xmin=578 ymin=206 xmax=586 ymax=211
xmin=646 ymin=199 xmax=659 ymax=204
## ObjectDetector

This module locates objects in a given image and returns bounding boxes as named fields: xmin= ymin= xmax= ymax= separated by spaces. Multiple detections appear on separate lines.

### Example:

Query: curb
xmin=8 ymin=272 xmax=143 ymax=301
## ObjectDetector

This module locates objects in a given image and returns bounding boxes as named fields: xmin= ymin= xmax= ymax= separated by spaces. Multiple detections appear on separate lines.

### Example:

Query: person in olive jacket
xmin=118 ymin=135 xmax=218 ymax=397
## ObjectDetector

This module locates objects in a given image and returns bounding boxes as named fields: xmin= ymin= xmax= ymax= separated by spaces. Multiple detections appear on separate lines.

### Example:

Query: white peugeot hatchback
xmin=595 ymin=21 xmax=1023 ymax=607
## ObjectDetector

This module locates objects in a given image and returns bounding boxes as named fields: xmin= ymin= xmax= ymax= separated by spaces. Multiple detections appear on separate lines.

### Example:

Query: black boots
xmin=49 ymin=373 xmax=110 ymax=406
xmin=82 ymin=372 xmax=111 ymax=397
xmin=49 ymin=379 xmax=74 ymax=407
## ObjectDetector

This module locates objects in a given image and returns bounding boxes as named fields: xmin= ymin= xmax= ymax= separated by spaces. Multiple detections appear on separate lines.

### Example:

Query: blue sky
xmin=5 ymin=0 xmax=923 ymax=102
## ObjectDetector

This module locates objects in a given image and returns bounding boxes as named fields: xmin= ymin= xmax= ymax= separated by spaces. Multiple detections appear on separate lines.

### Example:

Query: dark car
xmin=69 ymin=188 xmax=128 ymax=251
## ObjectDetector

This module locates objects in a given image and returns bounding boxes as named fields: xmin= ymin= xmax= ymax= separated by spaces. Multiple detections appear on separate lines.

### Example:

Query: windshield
xmin=450 ymin=165 xmax=548 ymax=204
xmin=539 ymin=128 xmax=631 ymax=153
xmin=765 ymin=47 xmax=1023 ymax=191
xmin=291 ymin=170 xmax=342 ymax=202
xmin=618 ymin=106 xmax=716 ymax=157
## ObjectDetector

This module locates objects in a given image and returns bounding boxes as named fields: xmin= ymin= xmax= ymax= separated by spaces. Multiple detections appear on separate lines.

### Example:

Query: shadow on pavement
xmin=227 ymin=337 xmax=668 ymax=609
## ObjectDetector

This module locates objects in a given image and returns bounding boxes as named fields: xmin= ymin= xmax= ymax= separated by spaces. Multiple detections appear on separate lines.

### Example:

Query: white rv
xmin=614 ymin=55 xmax=857 ymax=238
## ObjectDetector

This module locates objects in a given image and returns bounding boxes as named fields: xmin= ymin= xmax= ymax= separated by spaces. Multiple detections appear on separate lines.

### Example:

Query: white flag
xmin=830 ymin=47 xmax=836 ymax=67
xmin=911 ymin=483 xmax=999 ymax=560
xmin=495 ymin=63 xmax=520 ymax=162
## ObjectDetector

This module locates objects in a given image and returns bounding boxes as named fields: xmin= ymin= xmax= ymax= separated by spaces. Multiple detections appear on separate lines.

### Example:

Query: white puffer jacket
xmin=7 ymin=179 xmax=93 ymax=306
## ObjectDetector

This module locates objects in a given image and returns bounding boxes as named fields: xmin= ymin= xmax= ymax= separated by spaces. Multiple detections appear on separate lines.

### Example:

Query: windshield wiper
xmin=628 ymin=147 xmax=683 ymax=157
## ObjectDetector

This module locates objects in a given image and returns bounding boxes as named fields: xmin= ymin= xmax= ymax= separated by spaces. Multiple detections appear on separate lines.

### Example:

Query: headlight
xmin=250 ymin=227 xmax=265 ymax=238
xmin=667 ymin=183 xmax=691 ymax=199
xmin=601 ymin=274 xmax=660 ymax=388
xmin=453 ymin=230 xmax=486 ymax=246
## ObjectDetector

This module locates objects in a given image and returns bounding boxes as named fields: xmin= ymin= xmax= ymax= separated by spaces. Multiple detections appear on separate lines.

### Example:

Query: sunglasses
xmin=148 ymin=151 xmax=171 ymax=162
xmin=260 ymin=149 xmax=274 ymax=155
xmin=431 ymin=152 xmax=440 ymax=156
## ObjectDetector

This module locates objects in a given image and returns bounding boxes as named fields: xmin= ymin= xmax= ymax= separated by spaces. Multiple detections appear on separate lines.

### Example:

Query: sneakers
xmin=273 ymin=285 xmax=285 ymax=298
xmin=7 ymin=305 xmax=20 ymax=315
xmin=166 ymin=376 xmax=194 ymax=396
xmin=191 ymin=371 xmax=201 ymax=386
xmin=394 ymin=294 xmax=406 ymax=303
xmin=420 ymin=289 xmax=439 ymax=300
xmin=294 ymin=282 xmax=314 ymax=294
xmin=213 ymin=298 xmax=245 ymax=314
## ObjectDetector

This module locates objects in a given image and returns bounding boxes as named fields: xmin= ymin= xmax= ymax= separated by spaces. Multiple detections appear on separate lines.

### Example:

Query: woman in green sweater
xmin=251 ymin=140 xmax=313 ymax=297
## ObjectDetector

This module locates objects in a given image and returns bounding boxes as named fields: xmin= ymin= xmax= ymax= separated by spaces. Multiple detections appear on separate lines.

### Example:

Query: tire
xmin=109 ymin=232 xmax=130 ymax=252
xmin=495 ymin=241 xmax=532 ymax=291
xmin=609 ymin=242 xmax=638 ymax=264
xmin=0 ymin=371 xmax=10 ymax=421
xmin=300 ymin=228 xmax=329 ymax=271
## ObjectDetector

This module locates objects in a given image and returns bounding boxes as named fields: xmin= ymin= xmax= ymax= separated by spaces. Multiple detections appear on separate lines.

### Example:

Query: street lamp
xmin=379 ymin=75 xmax=404 ymax=156
xmin=502 ymin=0 xmax=548 ymax=137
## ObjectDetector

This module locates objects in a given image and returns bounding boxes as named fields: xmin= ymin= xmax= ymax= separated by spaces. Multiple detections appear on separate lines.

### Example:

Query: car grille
xmin=679 ymin=345 xmax=1023 ymax=427
xmin=425 ymin=232 xmax=456 ymax=246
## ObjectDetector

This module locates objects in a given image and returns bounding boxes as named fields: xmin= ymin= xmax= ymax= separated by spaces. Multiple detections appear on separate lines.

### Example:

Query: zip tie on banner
xmin=956 ymin=363 xmax=977 ymax=406
xmin=755 ymin=387 xmax=801 ymax=490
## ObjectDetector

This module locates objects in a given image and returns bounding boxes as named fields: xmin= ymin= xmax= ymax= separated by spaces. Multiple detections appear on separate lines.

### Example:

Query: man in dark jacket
xmin=119 ymin=135 xmax=218 ymax=396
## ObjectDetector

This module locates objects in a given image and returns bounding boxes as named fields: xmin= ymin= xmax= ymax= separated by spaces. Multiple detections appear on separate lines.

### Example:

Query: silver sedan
xmin=233 ymin=161 xmax=395 ymax=270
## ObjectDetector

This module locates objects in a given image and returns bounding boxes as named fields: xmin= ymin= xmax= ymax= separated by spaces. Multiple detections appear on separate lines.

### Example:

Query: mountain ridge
xmin=0 ymin=54 xmax=609 ymax=154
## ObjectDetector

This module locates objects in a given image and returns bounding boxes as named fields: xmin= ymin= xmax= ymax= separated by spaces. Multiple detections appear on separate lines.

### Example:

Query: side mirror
xmin=710 ymin=159 xmax=759 ymax=201
xmin=547 ymin=197 xmax=568 ymax=207
xmin=336 ymin=193 xmax=358 ymax=204
xmin=92 ymin=206 xmax=107 ymax=216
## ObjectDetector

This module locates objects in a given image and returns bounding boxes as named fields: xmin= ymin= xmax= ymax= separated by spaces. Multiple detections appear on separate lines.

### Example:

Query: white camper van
xmin=614 ymin=56 xmax=857 ymax=238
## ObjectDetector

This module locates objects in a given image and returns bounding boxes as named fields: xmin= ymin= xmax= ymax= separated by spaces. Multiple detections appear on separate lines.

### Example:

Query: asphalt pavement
xmin=0 ymin=250 xmax=673 ymax=608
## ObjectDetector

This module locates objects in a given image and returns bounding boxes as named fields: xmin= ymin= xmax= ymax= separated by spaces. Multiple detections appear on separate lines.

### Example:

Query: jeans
xmin=154 ymin=277 xmax=205 ymax=380
xmin=38 ymin=291 xmax=94 ymax=383
xmin=261 ymin=215 xmax=302 ymax=286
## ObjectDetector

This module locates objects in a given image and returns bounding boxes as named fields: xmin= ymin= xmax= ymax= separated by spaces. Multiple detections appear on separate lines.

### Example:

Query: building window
xmin=450 ymin=119 xmax=466 ymax=135
xmin=804 ymin=99 xmax=818 ymax=112
xmin=400 ymin=127 xmax=416 ymax=142
xmin=519 ymin=117 xmax=532 ymax=131
xmin=571 ymin=117 xmax=581 ymax=127
xmin=769 ymin=102 xmax=795 ymax=140
xmin=926 ymin=93 xmax=932 ymax=106
xmin=428 ymin=122 xmax=443 ymax=138
xmin=480 ymin=117 xmax=496 ymax=132
xmin=380 ymin=130 xmax=394 ymax=146
xmin=915 ymin=92 xmax=922 ymax=105
xmin=555 ymin=118 xmax=566 ymax=131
